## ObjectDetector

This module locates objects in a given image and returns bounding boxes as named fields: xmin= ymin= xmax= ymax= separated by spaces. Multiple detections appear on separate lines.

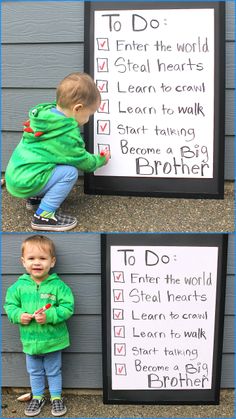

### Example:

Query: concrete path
xmin=2 ymin=181 xmax=234 ymax=233
xmin=1 ymin=390 xmax=235 ymax=418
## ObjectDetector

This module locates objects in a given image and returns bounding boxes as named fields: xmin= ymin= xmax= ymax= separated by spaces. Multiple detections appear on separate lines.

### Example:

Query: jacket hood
xmin=23 ymin=101 xmax=79 ymax=140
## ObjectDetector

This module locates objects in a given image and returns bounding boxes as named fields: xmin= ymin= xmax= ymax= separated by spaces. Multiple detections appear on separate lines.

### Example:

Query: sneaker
xmin=24 ymin=397 xmax=46 ymax=416
xmin=26 ymin=197 xmax=42 ymax=211
xmin=51 ymin=398 xmax=67 ymax=417
xmin=31 ymin=212 xmax=77 ymax=232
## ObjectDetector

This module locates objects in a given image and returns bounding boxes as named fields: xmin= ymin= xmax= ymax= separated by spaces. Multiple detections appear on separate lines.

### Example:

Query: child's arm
xmin=4 ymin=286 xmax=27 ymax=324
xmin=73 ymin=149 xmax=108 ymax=172
xmin=44 ymin=283 xmax=74 ymax=325
xmin=57 ymin=131 xmax=110 ymax=172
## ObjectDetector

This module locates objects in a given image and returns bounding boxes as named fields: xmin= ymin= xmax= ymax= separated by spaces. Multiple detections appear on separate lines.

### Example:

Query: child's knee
xmin=67 ymin=166 xmax=78 ymax=182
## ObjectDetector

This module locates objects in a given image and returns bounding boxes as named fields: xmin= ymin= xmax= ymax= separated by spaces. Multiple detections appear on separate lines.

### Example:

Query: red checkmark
xmin=117 ymin=345 xmax=125 ymax=354
xmin=98 ymin=83 xmax=106 ymax=92
xmin=113 ymin=271 xmax=125 ymax=283
xmin=118 ymin=366 xmax=124 ymax=374
xmin=113 ymin=310 xmax=123 ymax=319
xmin=99 ymin=102 xmax=106 ymax=112
xmin=116 ymin=328 xmax=123 ymax=336
xmin=115 ymin=363 xmax=126 ymax=375
xmin=100 ymin=40 xmax=106 ymax=48
xmin=114 ymin=326 xmax=125 ymax=337
xmin=99 ymin=61 xmax=106 ymax=71
xmin=100 ymin=122 xmax=107 ymax=132
xmin=114 ymin=291 xmax=122 ymax=301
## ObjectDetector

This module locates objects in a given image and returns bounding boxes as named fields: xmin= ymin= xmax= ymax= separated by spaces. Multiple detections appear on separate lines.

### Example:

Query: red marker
xmin=33 ymin=303 xmax=51 ymax=317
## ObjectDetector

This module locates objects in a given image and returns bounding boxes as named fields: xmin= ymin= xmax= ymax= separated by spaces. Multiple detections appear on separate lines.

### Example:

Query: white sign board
xmin=102 ymin=233 xmax=227 ymax=404
xmin=84 ymin=2 xmax=225 ymax=198
xmin=110 ymin=245 xmax=218 ymax=390
xmin=94 ymin=9 xmax=214 ymax=178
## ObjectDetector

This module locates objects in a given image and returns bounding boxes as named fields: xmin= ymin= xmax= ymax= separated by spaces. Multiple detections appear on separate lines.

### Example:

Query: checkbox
xmin=97 ymin=58 xmax=109 ymax=72
xmin=97 ymin=120 xmax=110 ymax=135
xmin=113 ymin=308 xmax=124 ymax=320
xmin=96 ymin=38 xmax=109 ymax=50
xmin=115 ymin=363 xmax=127 ymax=376
xmin=112 ymin=271 xmax=125 ymax=283
xmin=113 ymin=289 xmax=124 ymax=302
xmin=113 ymin=326 xmax=125 ymax=338
xmin=97 ymin=99 xmax=109 ymax=114
xmin=114 ymin=343 xmax=126 ymax=356
xmin=96 ymin=80 xmax=108 ymax=93
xmin=98 ymin=144 xmax=111 ymax=158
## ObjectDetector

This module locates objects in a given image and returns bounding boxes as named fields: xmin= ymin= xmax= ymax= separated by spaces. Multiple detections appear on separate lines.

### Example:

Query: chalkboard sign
xmin=101 ymin=233 xmax=228 ymax=404
xmin=84 ymin=1 xmax=225 ymax=198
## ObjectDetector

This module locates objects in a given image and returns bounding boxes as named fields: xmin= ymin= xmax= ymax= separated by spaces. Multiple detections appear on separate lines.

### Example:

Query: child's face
xmin=21 ymin=243 xmax=56 ymax=283
xmin=72 ymin=99 xmax=101 ymax=126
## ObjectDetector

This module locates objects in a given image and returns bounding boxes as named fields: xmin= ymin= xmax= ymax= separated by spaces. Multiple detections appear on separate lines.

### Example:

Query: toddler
xmin=4 ymin=235 xmax=74 ymax=416
xmin=5 ymin=72 xmax=110 ymax=231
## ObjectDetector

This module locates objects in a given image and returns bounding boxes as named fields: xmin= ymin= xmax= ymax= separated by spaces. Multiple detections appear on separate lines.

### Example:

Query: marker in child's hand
xmin=33 ymin=303 xmax=51 ymax=317
xmin=100 ymin=148 xmax=110 ymax=160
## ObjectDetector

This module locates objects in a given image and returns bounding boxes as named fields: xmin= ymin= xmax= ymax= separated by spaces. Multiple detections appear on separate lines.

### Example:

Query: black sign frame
xmin=101 ymin=233 xmax=228 ymax=404
xmin=84 ymin=1 xmax=225 ymax=199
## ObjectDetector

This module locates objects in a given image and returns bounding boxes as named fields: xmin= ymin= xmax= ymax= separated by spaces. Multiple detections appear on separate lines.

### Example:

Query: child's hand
xmin=20 ymin=313 xmax=33 ymax=325
xmin=35 ymin=312 xmax=46 ymax=324
xmin=100 ymin=150 xmax=110 ymax=164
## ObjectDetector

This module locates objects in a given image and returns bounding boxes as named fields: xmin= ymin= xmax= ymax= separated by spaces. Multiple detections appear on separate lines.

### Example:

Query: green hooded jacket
xmin=4 ymin=273 xmax=74 ymax=355
xmin=5 ymin=102 xmax=106 ymax=198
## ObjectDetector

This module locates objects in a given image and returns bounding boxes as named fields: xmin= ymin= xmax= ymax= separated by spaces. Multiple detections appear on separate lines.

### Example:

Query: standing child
xmin=4 ymin=235 xmax=74 ymax=417
xmin=5 ymin=72 xmax=110 ymax=231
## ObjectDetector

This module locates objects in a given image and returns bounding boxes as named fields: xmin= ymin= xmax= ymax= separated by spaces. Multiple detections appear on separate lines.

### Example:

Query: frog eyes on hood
xmin=31 ymin=109 xmax=38 ymax=116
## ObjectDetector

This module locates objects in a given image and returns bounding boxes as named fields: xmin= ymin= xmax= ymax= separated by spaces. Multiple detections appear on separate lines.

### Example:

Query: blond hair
xmin=56 ymin=72 xmax=101 ymax=109
xmin=21 ymin=235 xmax=56 ymax=258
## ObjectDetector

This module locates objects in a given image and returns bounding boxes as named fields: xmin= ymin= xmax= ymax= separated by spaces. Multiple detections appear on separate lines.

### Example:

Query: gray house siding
xmin=1 ymin=1 xmax=235 ymax=179
xmin=2 ymin=233 xmax=235 ymax=388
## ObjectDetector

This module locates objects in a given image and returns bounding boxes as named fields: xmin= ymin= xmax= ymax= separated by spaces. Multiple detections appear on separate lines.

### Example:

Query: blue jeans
xmin=26 ymin=351 xmax=62 ymax=398
xmin=35 ymin=165 xmax=78 ymax=212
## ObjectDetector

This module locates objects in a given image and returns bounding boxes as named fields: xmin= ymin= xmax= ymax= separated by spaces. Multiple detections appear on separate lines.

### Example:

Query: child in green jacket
xmin=5 ymin=72 xmax=110 ymax=232
xmin=4 ymin=235 xmax=74 ymax=417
